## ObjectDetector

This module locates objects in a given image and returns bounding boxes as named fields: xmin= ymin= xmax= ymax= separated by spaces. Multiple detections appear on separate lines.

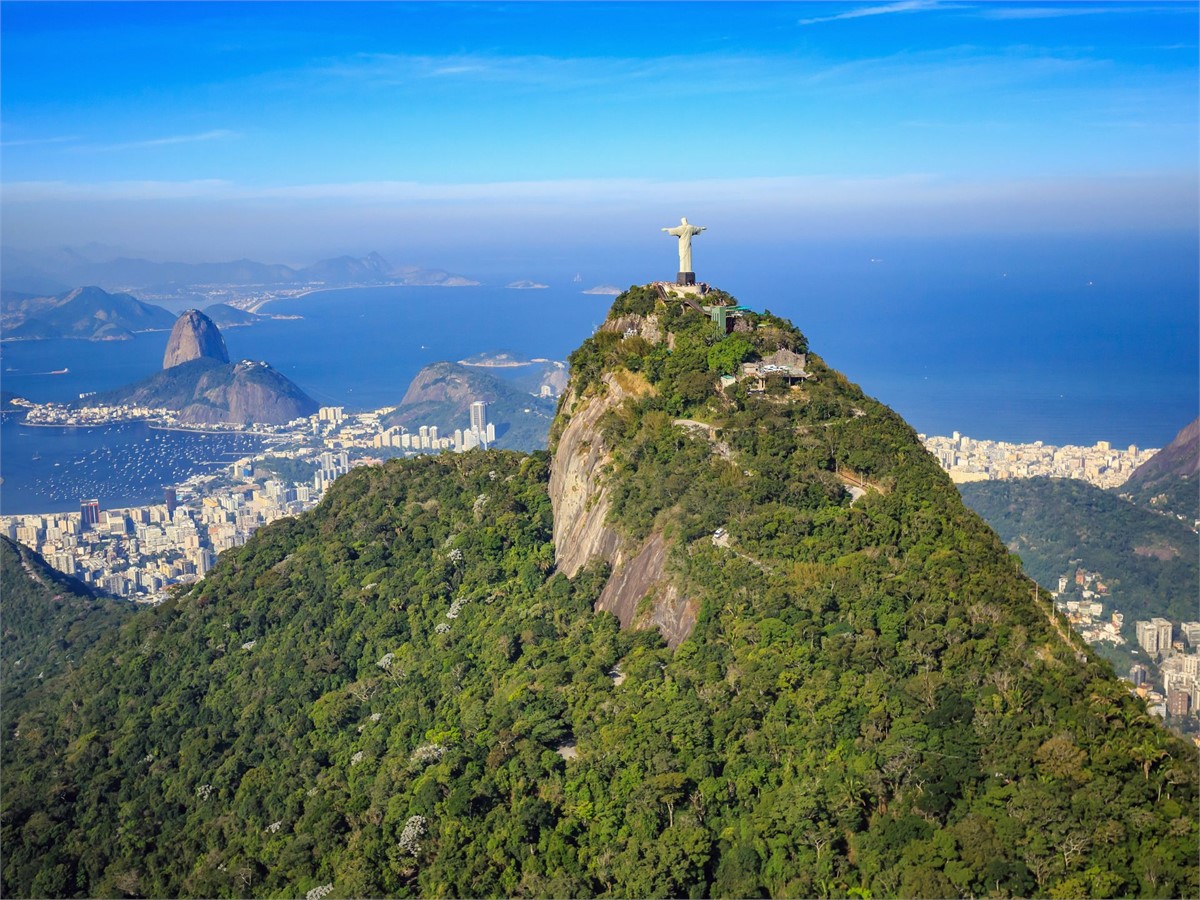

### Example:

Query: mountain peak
xmin=162 ymin=308 xmax=230 ymax=369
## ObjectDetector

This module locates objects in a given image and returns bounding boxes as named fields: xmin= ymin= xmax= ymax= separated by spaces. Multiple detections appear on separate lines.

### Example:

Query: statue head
xmin=681 ymin=217 xmax=688 ymax=225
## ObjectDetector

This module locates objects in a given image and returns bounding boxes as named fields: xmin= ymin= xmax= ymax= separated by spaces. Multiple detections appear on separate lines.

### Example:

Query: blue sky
xmin=1 ymin=1 xmax=1197 ymax=264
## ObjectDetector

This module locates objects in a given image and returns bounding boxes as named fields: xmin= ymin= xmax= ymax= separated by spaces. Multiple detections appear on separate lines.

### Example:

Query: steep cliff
xmin=162 ymin=308 xmax=230 ymax=368
xmin=549 ymin=309 xmax=699 ymax=646
xmin=548 ymin=372 xmax=639 ymax=577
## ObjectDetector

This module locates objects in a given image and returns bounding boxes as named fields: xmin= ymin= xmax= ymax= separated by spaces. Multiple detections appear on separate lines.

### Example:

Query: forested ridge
xmin=2 ymin=287 xmax=1196 ymax=899
xmin=1 ymin=535 xmax=130 ymax=697
xmin=960 ymin=477 xmax=1198 ymax=625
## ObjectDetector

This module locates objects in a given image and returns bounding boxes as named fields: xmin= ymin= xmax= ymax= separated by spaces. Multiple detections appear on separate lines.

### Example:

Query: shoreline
xmin=18 ymin=418 xmax=269 ymax=438
xmin=17 ymin=418 xmax=151 ymax=429
xmin=253 ymin=279 xmax=482 ymax=312
xmin=148 ymin=423 xmax=266 ymax=436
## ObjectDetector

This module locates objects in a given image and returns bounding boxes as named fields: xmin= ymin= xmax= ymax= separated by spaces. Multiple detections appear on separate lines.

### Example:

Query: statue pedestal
xmin=676 ymin=272 xmax=696 ymax=286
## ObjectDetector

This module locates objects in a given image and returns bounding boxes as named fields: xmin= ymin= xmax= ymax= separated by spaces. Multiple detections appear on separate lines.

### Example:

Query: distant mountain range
xmin=1 ymin=246 xmax=477 ymax=295
xmin=1 ymin=285 xmax=177 ymax=341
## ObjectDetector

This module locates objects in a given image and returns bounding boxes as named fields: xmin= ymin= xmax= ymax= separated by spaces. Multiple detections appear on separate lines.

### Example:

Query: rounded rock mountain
xmin=162 ymin=308 xmax=230 ymax=369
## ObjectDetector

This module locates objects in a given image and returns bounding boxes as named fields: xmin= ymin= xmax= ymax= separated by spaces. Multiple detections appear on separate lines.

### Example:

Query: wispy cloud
xmin=84 ymin=130 xmax=239 ymax=152
xmin=798 ymin=1 xmax=944 ymax=27
xmin=0 ymin=134 xmax=80 ymax=148
xmin=979 ymin=4 xmax=1184 ymax=20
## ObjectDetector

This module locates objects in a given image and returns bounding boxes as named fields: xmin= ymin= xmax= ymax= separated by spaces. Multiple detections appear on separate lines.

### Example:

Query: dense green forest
xmin=2 ymin=287 xmax=1197 ymax=899
xmin=1118 ymin=417 xmax=1198 ymax=526
xmin=0 ymin=535 xmax=131 ymax=697
xmin=960 ymin=478 xmax=1198 ymax=625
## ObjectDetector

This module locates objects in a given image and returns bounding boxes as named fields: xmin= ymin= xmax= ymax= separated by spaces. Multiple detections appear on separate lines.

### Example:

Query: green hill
xmin=383 ymin=361 xmax=557 ymax=452
xmin=1119 ymin=417 xmax=1199 ymax=526
xmin=0 ymin=535 xmax=131 ymax=699
xmin=960 ymin=477 xmax=1198 ymax=672
xmin=1 ymin=286 xmax=1195 ymax=899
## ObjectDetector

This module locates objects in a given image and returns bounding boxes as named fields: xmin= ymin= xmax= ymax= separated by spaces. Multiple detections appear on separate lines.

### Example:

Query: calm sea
xmin=0 ymin=419 xmax=265 ymax=515
xmin=2 ymin=234 xmax=1196 ymax=513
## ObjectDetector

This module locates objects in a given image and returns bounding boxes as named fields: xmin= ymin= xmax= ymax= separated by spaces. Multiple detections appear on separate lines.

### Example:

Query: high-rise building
xmin=1136 ymin=620 xmax=1161 ymax=655
xmin=470 ymin=401 xmax=488 ymax=435
xmin=1152 ymin=618 xmax=1173 ymax=654
xmin=1180 ymin=622 xmax=1200 ymax=647
xmin=164 ymin=486 xmax=177 ymax=518
xmin=80 ymin=499 xmax=100 ymax=530
xmin=1166 ymin=690 xmax=1191 ymax=718
xmin=1136 ymin=618 xmax=1175 ymax=657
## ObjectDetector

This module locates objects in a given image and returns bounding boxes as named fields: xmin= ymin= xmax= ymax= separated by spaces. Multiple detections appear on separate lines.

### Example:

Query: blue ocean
xmin=2 ymin=233 xmax=1196 ymax=514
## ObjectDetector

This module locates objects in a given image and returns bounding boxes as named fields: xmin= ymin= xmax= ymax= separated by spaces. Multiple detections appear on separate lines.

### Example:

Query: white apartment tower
xmin=470 ymin=401 xmax=489 ymax=449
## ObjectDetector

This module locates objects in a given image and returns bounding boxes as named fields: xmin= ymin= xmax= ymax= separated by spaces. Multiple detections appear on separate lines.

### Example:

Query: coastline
xmin=17 ymin=419 xmax=150 ymax=429
xmin=252 ymin=279 xmax=481 ymax=312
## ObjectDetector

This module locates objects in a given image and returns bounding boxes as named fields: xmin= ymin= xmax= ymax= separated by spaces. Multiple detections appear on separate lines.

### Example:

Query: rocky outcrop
xmin=162 ymin=309 xmax=229 ymax=369
xmin=601 ymin=312 xmax=664 ymax=345
xmin=550 ymin=312 xmax=669 ymax=577
xmin=93 ymin=357 xmax=317 ymax=426
xmin=549 ymin=355 xmax=698 ymax=646
xmin=595 ymin=532 xmax=698 ymax=649
xmin=549 ymin=373 xmax=636 ymax=578
xmin=1126 ymin=418 xmax=1199 ymax=485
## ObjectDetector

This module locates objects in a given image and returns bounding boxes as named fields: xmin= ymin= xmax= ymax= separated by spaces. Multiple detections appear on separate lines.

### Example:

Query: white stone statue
xmin=662 ymin=217 xmax=706 ymax=273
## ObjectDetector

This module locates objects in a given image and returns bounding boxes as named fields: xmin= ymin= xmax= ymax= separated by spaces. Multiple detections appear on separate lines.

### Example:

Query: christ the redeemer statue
xmin=662 ymin=217 xmax=706 ymax=284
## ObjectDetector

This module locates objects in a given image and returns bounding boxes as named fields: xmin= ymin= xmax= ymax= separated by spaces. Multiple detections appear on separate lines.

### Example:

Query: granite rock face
xmin=162 ymin=309 xmax=229 ymax=369
xmin=548 ymin=373 xmax=632 ymax=579
xmin=549 ymin=331 xmax=698 ymax=647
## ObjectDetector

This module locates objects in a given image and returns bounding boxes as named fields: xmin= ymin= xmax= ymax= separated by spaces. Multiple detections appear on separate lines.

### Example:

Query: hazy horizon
xmin=2 ymin=2 xmax=1197 ymax=268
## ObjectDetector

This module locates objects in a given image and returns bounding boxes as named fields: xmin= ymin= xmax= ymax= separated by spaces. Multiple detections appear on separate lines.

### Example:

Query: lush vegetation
xmin=1118 ymin=417 xmax=1198 ymax=525
xmin=255 ymin=455 xmax=320 ymax=486
xmin=961 ymin=478 xmax=1198 ymax=625
xmin=0 ymin=535 xmax=131 ymax=703
xmin=3 ymin=288 xmax=1197 ymax=899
